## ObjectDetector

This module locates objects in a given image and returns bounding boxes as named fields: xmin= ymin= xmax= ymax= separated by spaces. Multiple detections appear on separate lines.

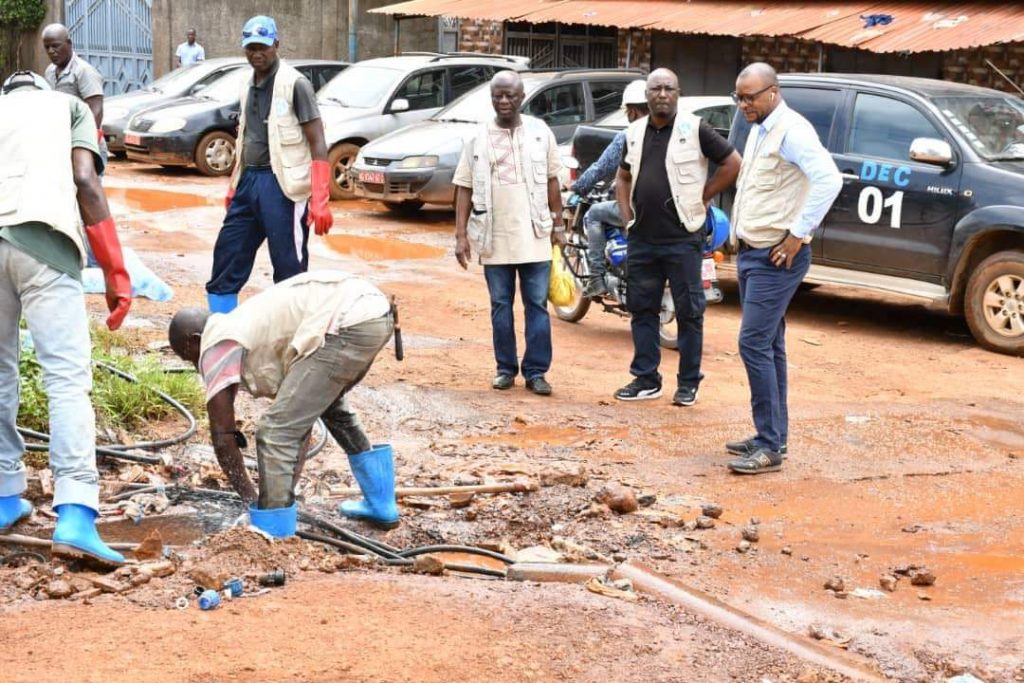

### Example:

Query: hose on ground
xmin=396 ymin=544 xmax=515 ymax=565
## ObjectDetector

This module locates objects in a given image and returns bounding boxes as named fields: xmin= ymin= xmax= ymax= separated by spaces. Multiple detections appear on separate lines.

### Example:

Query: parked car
xmin=123 ymin=60 xmax=347 ymax=176
xmin=317 ymin=52 xmax=530 ymax=199
xmin=723 ymin=73 xmax=1024 ymax=356
xmin=568 ymin=95 xmax=736 ymax=180
xmin=103 ymin=58 xmax=246 ymax=153
xmin=349 ymin=68 xmax=644 ymax=212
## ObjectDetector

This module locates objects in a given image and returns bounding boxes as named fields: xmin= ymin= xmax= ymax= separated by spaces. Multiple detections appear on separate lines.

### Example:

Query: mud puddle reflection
xmin=324 ymin=235 xmax=445 ymax=261
xmin=106 ymin=187 xmax=216 ymax=211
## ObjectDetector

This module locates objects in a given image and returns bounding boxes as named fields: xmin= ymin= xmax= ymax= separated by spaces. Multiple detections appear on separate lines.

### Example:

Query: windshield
xmin=318 ymin=65 xmax=402 ymax=108
xmin=145 ymin=62 xmax=222 ymax=94
xmin=198 ymin=68 xmax=249 ymax=102
xmin=433 ymin=78 xmax=544 ymax=123
xmin=935 ymin=95 xmax=1024 ymax=160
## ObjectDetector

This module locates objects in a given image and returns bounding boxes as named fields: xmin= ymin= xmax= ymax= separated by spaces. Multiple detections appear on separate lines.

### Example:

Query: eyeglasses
xmin=242 ymin=25 xmax=274 ymax=38
xmin=646 ymin=86 xmax=679 ymax=95
xmin=731 ymin=84 xmax=774 ymax=105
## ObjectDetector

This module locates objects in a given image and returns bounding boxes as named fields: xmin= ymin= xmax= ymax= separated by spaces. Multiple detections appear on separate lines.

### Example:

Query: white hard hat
xmin=621 ymin=80 xmax=647 ymax=107
xmin=1 ymin=71 xmax=50 ymax=95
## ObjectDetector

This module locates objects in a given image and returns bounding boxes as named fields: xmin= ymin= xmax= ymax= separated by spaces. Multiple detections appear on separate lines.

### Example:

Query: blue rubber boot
xmin=0 ymin=495 xmax=33 ymax=531
xmin=338 ymin=444 xmax=400 ymax=528
xmin=249 ymin=502 xmax=297 ymax=539
xmin=207 ymin=292 xmax=238 ymax=313
xmin=51 ymin=504 xmax=125 ymax=568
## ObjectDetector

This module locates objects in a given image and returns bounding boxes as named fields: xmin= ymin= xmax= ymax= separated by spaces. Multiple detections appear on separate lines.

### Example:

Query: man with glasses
xmin=205 ymin=15 xmax=333 ymax=314
xmin=453 ymin=70 xmax=565 ymax=396
xmin=613 ymin=68 xmax=741 ymax=406
xmin=726 ymin=62 xmax=841 ymax=475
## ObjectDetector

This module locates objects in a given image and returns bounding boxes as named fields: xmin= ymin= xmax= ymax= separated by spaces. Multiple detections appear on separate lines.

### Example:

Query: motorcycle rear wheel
xmin=553 ymin=242 xmax=591 ymax=323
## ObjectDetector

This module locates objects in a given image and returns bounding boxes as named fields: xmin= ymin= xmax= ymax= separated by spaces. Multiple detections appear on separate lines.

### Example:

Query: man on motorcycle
xmin=571 ymin=80 xmax=648 ymax=298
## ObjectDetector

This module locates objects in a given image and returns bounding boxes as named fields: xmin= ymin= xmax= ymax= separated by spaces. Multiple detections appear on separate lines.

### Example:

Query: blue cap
xmin=241 ymin=15 xmax=278 ymax=47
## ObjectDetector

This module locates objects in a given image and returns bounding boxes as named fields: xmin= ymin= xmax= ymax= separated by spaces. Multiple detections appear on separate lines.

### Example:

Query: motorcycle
xmin=554 ymin=182 xmax=724 ymax=350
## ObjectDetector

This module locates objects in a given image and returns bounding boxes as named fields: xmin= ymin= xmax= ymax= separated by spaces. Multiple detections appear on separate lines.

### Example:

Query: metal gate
xmin=65 ymin=0 xmax=152 ymax=95
xmin=505 ymin=22 xmax=617 ymax=69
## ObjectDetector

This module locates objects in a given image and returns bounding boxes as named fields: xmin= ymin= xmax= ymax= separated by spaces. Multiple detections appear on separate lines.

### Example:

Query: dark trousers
xmin=626 ymin=238 xmax=705 ymax=389
xmin=206 ymin=168 xmax=309 ymax=296
xmin=483 ymin=261 xmax=552 ymax=380
xmin=737 ymin=243 xmax=811 ymax=452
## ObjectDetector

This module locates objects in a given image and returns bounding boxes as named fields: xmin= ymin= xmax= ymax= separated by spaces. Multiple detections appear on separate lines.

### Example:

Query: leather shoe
xmin=492 ymin=374 xmax=514 ymax=390
xmin=525 ymin=376 xmax=552 ymax=396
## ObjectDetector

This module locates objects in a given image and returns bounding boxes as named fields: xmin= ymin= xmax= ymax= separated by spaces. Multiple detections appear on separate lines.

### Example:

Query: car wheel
xmin=552 ymin=241 xmax=591 ymax=323
xmin=965 ymin=250 xmax=1024 ymax=356
xmin=384 ymin=200 xmax=425 ymax=215
xmin=659 ymin=286 xmax=678 ymax=350
xmin=194 ymin=131 xmax=236 ymax=177
xmin=328 ymin=142 xmax=361 ymax=200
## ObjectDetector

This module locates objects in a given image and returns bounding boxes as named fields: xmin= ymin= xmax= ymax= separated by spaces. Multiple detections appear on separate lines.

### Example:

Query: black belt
xmin=245 ymin=164 xmax=272 ymax=170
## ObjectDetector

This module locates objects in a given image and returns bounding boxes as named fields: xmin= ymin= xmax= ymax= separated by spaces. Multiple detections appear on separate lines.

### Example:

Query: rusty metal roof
xmin=372 ymin=1 xmax=1024 ymax=53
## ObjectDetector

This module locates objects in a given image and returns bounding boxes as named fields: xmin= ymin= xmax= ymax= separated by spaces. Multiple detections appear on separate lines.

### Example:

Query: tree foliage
xmin=0 ymin=0 xmax=47 ymax=81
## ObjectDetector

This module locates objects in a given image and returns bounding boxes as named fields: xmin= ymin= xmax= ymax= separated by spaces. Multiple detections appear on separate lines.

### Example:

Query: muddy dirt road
xmin=2 ymin=161 xmax=1022 ymax=682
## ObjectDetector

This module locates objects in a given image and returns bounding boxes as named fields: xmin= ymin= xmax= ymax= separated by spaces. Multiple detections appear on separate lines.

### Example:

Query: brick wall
xmin=458 ymin=19 xmax=503 ymax=54
xmin=741 ymin=36 xmax=821 ymax=73
xmin=618 ymin=28 xmax=651 ymax=71
xmin=943 ymin=42 xmax=1024 ymax=93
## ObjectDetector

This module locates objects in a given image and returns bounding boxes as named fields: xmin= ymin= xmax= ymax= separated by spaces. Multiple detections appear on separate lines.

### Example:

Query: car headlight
xmin=148 ymin=117 xmax=188 ymax=133
xmin=105 ymin=107 xmax=129 ymax=122
xmin=397 ymin=155 xmax=438 ymax=169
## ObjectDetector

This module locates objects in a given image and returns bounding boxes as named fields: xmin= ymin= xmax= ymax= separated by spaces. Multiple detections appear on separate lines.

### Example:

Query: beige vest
xmin=466 ymin=115 xmax=554 ymax=257
xmin=231 ymin=60 xmax=312 ymax=202
xmin=200 ymin=272 xmax=385 ymax=398
xmin=731 ymin=110 xmax=812 ymax=248
xmin=624 ymin=113 xmax=708 ymax=232
xmin=0 ymin=90 xmax=87 ymax=263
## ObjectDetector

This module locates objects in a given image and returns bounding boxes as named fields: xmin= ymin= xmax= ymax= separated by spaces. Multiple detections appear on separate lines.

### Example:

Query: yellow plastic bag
xmin=548 ymin=246 xmax=576 ymax=307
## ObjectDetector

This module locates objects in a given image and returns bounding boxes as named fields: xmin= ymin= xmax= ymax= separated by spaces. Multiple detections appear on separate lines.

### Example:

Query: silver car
xmin=350 ymin=69 xmax=641 ymax=213
xmin=318 ymin=52 xmax=529 ymax=199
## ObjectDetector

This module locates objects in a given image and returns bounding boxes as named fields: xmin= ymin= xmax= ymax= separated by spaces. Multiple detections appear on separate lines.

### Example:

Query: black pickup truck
xmin=723 ymin=73 xmax=1024 ymax=356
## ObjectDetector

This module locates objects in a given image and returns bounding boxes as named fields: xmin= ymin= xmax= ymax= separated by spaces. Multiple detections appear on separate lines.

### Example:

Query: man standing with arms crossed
xmin=205 ymin=15 xmax=333 ymax=314
xmin=42 ymin=23 xmax=108 ymax=170
xmin=614 ymin=68 xmax=741 ymax=406
xmin=454 ymin=71 xmax=565 ymax=396
xmin=726 ymin=63 xmax=841 ymax=475
xmin=0 ymin=72 xmax=131 ymax=567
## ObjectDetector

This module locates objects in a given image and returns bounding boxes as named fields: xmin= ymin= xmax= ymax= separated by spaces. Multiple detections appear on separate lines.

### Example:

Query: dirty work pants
xmin=256 ymin=314 xmax=394 ymax=509
xmin=626 ymin=237 xmax=705 ymax=390
xmin=583 ymin=200 xmax=622 ymax=277
xmin=206 ymin=167 xmax=310 ymax=298
xmin=0 ymin=242 xmax=100 ymax=510
xmin=737 ymin=243 xmax=810 ymax=453
xmin=483 ymin=261 xmax=552 ymax=381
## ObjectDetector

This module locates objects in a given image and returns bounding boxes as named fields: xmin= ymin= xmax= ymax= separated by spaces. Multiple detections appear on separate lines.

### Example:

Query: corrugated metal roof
xmin=372 ymin=0 xmax=1024 ymax=53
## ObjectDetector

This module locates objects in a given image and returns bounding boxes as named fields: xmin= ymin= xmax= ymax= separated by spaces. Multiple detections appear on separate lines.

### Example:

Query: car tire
xmin=964 ymin=250 xmax=1024 ymax=356
xmin=328 ymin=142 xmax=361 ymax=200
xmin=384 ymin=200 xmax=425 ymax=215
xmin=194 ymin=131 xmax=236 ymax=177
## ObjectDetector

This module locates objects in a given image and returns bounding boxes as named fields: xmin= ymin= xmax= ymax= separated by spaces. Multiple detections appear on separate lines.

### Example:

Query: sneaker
xmin=582 ymin=276 xmax=608 ymax=298
xmin=525 ymin=376 xmax=552 ymax=396
xmin=728 ymin=448 xmax=783 ymax=475
xmin=492 ymin=374 xmax=515 ymax=390
xmin=726 ymin=436 xmax=788 ymax=458
xmin=672 ymin=386 xmax=699 ymax=407
xmin=614 ymin=378 xmax=662 ymax=401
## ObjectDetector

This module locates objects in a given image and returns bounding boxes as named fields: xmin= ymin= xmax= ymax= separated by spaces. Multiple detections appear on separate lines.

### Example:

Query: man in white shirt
xmin=176 ymin=29 xmax=205 ymax=67
xmin=726 ymin=62 xmax=842 ymax=475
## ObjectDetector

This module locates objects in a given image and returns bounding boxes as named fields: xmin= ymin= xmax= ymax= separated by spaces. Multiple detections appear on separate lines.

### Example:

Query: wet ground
xmin=3 ymin=159 xmax=1022 ymax=682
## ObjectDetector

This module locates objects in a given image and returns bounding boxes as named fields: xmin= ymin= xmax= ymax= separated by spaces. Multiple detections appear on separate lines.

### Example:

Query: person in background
xmin=42 ymin=23 xmax=107 ymax=170
xmin=176 ymin=28 xmax=206 ymax=67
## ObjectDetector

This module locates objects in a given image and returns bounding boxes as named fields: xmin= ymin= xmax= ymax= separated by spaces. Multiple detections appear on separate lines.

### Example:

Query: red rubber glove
xmin=308 ymin=160 xmax=333 ymax=236
xmin=224 ymin=187 xmax=235 ymax=212
xmin=97 ymin=128 xmax=104 ymax=144
xmin=84 ymin=217 xmax=132 ymax=331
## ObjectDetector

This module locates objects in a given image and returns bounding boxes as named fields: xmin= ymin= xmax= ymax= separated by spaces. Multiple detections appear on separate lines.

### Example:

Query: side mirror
xmin=910 ymin=137 xmax=954 ymax=167
xmin=562 ymin=156 xmax=580 ymax=171
xmin=389 ymin=98 xmax=410 ymax=113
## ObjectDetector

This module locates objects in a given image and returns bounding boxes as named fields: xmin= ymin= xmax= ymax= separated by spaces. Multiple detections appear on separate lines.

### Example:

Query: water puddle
xmin=324 ymin=234 xmax=445 ymax=261
xmin=106 ymin=187 xmax=216 ymax=212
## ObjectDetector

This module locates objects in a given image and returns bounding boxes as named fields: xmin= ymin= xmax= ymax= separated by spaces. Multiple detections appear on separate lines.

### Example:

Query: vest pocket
xmin=277 ymin=123 xmax=308 ymax=167
xmin=754 ymin=157 xmax=781 ymax=189
xmin=671 ymin=150 xmax=700 ymax=183
xmin=0 ymin=165 xmax=26 ymax=215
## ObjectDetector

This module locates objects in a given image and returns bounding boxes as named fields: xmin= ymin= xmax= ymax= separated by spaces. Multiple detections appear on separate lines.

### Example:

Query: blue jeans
xmin=737 ymin=243 xmax=811 ymax=452
xmin=626 ymin=238 xmax=705 ymax=389
xmin=0 ymin=242 xmax=100 ymax=511
xmin=483 ymin=261 xmax=552 ymax=380
xmin=206 ymin=168 xmax=310 ymax=297
xmin=583 ymin=200 xmax=622 ymax=276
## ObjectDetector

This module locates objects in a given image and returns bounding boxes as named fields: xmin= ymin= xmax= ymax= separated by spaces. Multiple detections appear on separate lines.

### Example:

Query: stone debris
xmin=539 ymin=464 xmax=588 ymax=487
xmin=45 ymin=579 xmax=74 ymax=599
xmin=700 ymin=503 xmax=723 ymax=519
xmin=448 ymin=492 xmax=475 ymax=509
xmin=741 ymin=526 xmax=760 ymax=543
xmin=411 ymin=555 xmax=445 ymax=576
xmin=823 ymin=576 xmax=845 ymax=592
xmin=910 ymin=568 xmax=936 ymax=586
xmin=736 ymin=540 xmax=751 ymax=554
xmin=594 ymin=483 xmax=638 ymax=515
xmin=695 ymin=516 xmax=716 ymax=530
xmin=781 ymin=546 xmax=793 ymax=556
xmin=879 ymin=574 xmax=898 ymax=592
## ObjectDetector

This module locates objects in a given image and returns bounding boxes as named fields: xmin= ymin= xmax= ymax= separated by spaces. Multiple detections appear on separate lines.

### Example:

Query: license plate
xmin=701 ymin=257 xmax=717 ymax=281
xmin=358 ymin=170 xmax=385 ymax=185
xmin=124 ymin=133 xmax=141 ymax=146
